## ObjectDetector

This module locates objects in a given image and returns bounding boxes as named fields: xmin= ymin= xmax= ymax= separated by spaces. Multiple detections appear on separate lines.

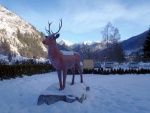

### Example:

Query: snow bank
xmin=0 ymin=72 xmax=150 ymax=113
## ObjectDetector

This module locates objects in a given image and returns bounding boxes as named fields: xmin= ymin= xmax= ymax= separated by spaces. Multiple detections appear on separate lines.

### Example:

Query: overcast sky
xmin=1 ymin=0 xmax=150 ymax=43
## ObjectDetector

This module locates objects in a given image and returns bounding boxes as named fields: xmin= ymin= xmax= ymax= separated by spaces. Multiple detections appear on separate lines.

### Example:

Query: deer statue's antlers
xmin=45 ymin=19 xmax=62 ymax=36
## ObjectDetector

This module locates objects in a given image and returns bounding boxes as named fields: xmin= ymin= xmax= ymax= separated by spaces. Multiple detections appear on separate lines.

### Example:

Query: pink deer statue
xmin=42 ymin=19 xmax=83 ymax=90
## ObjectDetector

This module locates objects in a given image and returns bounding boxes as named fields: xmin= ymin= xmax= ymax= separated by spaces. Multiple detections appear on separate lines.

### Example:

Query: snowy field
xmin=0 ymin=72 xmax=150 ymax=113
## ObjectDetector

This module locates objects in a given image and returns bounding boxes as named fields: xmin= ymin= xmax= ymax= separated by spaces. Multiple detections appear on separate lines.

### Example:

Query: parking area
xmin=98 ymin=62 xmax=150 ymax=70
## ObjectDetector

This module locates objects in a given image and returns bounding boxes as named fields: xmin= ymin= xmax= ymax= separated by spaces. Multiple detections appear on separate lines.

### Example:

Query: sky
xmin=1 ymin=0 xmax=150 ymax=43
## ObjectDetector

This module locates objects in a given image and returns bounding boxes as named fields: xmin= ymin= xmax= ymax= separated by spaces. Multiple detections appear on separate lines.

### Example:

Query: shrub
xmin=0 ymin=59 xmax=55 ymax=80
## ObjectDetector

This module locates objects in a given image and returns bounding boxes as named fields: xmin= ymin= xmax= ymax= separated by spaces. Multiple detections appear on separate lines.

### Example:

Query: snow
xmin=0 ymin=72 xmax=150 ymax=113
xmin=0 ymin=5 xmax=47 ymax=56
xmin=57 ymin=39 xmax=73 ymax=46
xmin=0 ymin=54 xmax=48 ymax=65
xmin=82 ymin=41 xmax=93 ymax=45
xmin=57 ymin=39 xmax=102 ymax=47
xmin=42 ymin=82 xmax=87 ymax=98
xmin=0 ymin=4 xmax=35 ymax=34
xmin=0 ymin=54 xmax=8 ymax=60
xmin=60 ymin=50 xmax=75 ymax=55
xmin=81 ymin=41 xmax=102 ymax=45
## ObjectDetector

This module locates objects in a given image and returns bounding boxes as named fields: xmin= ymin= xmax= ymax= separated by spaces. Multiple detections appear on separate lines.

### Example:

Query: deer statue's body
xmin=42 ymin=19 xmax=83 ymax=90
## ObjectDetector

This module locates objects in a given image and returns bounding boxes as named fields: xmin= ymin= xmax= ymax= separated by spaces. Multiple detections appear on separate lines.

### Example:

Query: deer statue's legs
xmin=80 ymin=72 xmax=83 ymax=83
xmin=62 ymin=69 xmax=67 ymax=89
xmin=78 ymin=67 xmax=83 ymax=83
xmin=57 ymin=70 xmax=63 ymax=90
xmin=71 ymin=68 xmax=75 ymax=85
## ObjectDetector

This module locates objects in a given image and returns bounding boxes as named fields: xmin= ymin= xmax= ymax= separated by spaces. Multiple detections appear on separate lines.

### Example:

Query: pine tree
xmin=1 ymin=38 xmax=10 ymax=55
xmin=8 ymin=52 xmax=12 ymax=62
xmin=113 ymin=43 xmax=126 ymax=63
xmin=143 ymin=29 xmax=150 ymax=61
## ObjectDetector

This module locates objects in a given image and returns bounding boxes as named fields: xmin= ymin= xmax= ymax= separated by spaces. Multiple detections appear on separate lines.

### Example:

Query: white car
xmin=94 ymin=62 xmax=101 ymax=68
xmin=105 ymin=62 xmax=114 ymax=68
xmin=128 ymin=62 xmax=139 ymax=68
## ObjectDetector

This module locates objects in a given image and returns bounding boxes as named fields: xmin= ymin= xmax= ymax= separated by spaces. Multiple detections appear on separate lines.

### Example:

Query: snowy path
xmin=0 ymin=72 xmax=150 ymax=113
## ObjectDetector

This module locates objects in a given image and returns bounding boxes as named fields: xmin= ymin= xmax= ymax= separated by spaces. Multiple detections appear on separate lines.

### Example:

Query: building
xmin=83 ymin=59 xmax=94 ymax=69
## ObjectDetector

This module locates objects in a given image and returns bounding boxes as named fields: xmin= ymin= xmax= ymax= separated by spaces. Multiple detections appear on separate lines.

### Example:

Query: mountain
xmin=57 ymin=39 xmax=105 ymax=60
xmin=0 ymin=4 xmax=148 ymax=61
xmin=80 ymin=41 xmax=94 ymax=45
xmin=57 ymin=30 xmax=148 ymax=53
xmin=57 ymin=30 xmax=148 ymax=61
xmin=0 ymin=5 xmax=47 ymax=59
xmin=57 ymin=39 xmax=104 ymax=51
xmin=121 ymin=30 xmax=148 ymax=51
xmin=57 ymin=39 xmax=73 ymax=46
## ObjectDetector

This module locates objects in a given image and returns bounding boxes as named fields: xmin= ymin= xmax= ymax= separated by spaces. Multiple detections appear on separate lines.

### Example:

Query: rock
xmin=37 ymin=82 xmax=89 ymax=105
xmin=37 ymin=95 xmax=66 ymax=105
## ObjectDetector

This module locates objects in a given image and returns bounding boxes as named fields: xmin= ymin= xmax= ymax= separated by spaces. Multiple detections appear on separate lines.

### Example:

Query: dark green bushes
xmin=82 ymin=68 xmax=150 ymax=75
xmin=1 ymin=58 xmax=150 ymax=81
xmin=0 ymin=59 xmax=55 ymax=80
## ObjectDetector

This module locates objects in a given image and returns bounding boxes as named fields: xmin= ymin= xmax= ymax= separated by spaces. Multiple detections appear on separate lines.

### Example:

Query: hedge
xmin=1 ymin=60 xmax=150 ymax=81
xmin=67 ymin=68 xmax=150 ymax=75
xmin=82 ymin=68 xmax=150 ymax=75
xmin=0 ymin=59 xmax=55 ymax=80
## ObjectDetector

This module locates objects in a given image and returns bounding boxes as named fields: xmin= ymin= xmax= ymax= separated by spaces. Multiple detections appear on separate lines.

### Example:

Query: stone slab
xmin=37 ymin=82 xmax=90 ymax=105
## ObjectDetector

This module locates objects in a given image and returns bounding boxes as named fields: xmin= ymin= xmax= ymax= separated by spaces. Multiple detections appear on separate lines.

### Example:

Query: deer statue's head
xmin=42 ymin=19 xmax=62 ymax=45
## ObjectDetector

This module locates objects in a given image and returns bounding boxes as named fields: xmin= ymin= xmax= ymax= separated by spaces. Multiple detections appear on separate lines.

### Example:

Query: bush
xmin=0 ymin=59 xmax=55 ymax=80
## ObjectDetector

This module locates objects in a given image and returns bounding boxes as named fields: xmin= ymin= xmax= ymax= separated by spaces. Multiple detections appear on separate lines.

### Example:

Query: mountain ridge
xmin=58 ymin=30 xmax=148 ymax=52
xmin=0 ymin=4 xmax=148 ymax=60
xmin=121 ymin=30 xmax=148 ymax=51
xmin=0 ymin=5 xmax=47 ymax=59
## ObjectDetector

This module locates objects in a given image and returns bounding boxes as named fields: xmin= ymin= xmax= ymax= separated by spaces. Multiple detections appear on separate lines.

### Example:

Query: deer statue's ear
xmin=54 ymin=34 xmax=60 ymax=39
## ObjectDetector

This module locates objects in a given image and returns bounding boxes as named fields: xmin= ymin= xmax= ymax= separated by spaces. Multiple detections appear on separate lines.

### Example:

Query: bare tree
xmin=101 ymin=22 xmax=120 ymax=47
xmin=101 ymin=22 xmax=124 ymax=62
xmin=111 ymin=28 xmax=120 ymax=44
xmin=101 ymin=22 xmax=113 ymax=48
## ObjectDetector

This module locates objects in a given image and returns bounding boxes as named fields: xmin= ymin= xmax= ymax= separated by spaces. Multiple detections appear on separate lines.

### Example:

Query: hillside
xmin=121 ymin=30 xmax=148 ymax=51
xmin=0 ymin=5 xmax=47 ymax=59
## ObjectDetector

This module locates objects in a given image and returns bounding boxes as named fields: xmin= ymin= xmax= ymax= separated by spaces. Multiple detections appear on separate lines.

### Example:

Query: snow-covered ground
xmin=0 ymin=72 xmax=150 ymax=113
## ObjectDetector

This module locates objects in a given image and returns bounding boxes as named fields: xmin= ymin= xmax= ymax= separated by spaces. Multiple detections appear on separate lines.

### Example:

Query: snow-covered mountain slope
xmin=0 ymin=5 xmax=37 ymax=34
xmin=81 ymin=41 xmax=93 ymax=45
xmin=0 ymin=5 xmax=47 ymax=59
xmin=57 ymin=39 xmax=73 ymax=46
xmin=57 ymin=39 xmax=104 ymax=50
xmin=121 ymin=30 xmax=148 ymax=51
